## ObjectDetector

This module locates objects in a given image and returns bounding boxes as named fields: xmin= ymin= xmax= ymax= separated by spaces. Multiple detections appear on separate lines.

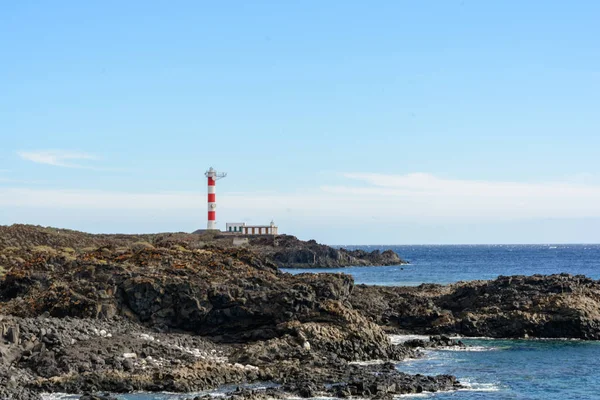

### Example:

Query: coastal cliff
xmin=0 ymin=225 xmax=451 ymax=400
xmin=1 ymin=225 xmax=599 ymax=400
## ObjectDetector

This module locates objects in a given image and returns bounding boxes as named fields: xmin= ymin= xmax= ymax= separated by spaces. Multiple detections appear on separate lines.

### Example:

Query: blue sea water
xmin=48 ymin=245 xmax=600 ymax=400
xmin=391 ymin=337 xmax=600 ymax=399
xmin=282 ymin=244 xmax=600 ymax=286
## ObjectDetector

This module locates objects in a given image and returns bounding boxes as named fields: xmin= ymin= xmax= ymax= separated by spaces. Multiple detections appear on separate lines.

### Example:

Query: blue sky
xmin=1 ymin=1 xmax=599 ymax=244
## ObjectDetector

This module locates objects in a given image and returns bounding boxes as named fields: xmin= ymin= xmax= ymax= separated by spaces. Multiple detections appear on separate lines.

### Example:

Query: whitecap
xmin=390 ymin=334 xmax=502 ymax=351
xmin=460 ymin=379 xmax=502 ymax=392
xmin=285 ymin=397 xmax=342 ymax=400
xmin=389 ymin=334 xmax=431 ymax=344
xmin=394 ymin=392 xmax=433 ymax=398
xmin=434 ymin=345 xmax=501 ymax=352
xmin=448 ymin=335 xmax=497 ymax=340
xmin=40 ymin=395 xmax=79 ymax=400
xmin=392 ymin=382 xmax=502 ymax=398
xmin=349 ymin=359 xmax=385 ymax=365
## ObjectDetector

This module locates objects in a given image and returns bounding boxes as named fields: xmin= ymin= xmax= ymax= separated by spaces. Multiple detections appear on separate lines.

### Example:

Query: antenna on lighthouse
xmin=205 ymin=167 xmax=227 ymax=230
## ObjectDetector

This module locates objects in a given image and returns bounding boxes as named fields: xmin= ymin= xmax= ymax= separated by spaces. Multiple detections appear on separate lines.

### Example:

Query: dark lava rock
xmin=351 ymin=274 xmax=600 ymax=339
xmin=404 ymin=335 xmax=464 ymax=349
xmin=250 ymin=235 xmax=407 ymax=268
xmin=0 ymin=225 xmax=415 ymax=399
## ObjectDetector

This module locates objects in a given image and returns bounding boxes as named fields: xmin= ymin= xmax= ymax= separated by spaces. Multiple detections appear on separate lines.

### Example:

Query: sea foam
xmin=389 ymin=334 xmax=431 ymax=344
xmin=40 ymin=395 xmax=79 ymax=400
xmin=389 ymin=335 xmax=501 ymax=352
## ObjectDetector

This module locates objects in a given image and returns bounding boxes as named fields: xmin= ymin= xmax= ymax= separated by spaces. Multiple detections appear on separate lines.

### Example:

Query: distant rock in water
xmin=247 ymin=235 xmax=407 ymax=268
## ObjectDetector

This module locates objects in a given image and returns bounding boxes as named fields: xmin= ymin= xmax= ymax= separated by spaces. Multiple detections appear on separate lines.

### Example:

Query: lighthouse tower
xmin=205 ymin=167 xmax=227 ymax=230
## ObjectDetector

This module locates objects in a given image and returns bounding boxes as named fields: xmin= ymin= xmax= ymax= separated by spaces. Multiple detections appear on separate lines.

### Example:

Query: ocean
xmin=46 ymin=244 xmax=600 ymax=400
xmin=283 ymin=244 xmax=600 ymax=286
xmin=392 ymin=336 xmax=600 ymax=399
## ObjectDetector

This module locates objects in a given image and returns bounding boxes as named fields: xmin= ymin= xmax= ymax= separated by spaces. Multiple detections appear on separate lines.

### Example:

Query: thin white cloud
xmin=341 ymin=172 xmax=600 ymax=197
xmin=17 ymin=150 xmax=98 ymax=169
xmin=329 ymin=172 xmax=600 ymax=218
xmin=562 ymin=172 xmax=597 ymax=185
xmin=1 ymin=173 xmax=600 ymax=223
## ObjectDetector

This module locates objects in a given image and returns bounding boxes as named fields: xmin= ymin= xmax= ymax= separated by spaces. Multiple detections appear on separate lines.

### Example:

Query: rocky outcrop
xmin=0 ymin=313 xmax=460 ymax=400
xmin=1 ymin=247 xmax=364 ymax=342
xmin=181 ymin=368 xmax=461 ymax=400
xmin=0 ymin=224 xmax=406 ymax=271
xmin=0 ymin=225 xmax=430 ymax=400
xmin=0 ymin=314 xmax=266 ymax=399
xmin=249 ymin=235 xmax=407 ymax=268
xmin=351 ymin=274 xmax=600 ymax=339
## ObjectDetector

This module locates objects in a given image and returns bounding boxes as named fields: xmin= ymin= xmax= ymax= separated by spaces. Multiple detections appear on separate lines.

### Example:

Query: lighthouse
xmin=205 ymin=167 xmax=227 ymax=230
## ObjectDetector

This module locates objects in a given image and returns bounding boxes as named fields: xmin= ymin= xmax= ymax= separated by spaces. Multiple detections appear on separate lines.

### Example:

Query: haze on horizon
xmin=1 ymin=1 xmax=599 ymax=245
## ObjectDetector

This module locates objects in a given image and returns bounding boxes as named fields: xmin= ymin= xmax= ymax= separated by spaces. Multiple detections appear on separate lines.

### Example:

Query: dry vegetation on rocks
xmin=0 ymin=225 xmax=455 ymax=400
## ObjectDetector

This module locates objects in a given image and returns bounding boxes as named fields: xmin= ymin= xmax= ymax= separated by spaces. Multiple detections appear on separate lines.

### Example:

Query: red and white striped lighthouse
xmin=205 ymin=167 xmax=227 ymax=230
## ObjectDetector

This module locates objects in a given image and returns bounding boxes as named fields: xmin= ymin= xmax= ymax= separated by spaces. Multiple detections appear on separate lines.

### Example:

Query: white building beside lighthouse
xmin=225 ymin=221 xmax=278 ymax=235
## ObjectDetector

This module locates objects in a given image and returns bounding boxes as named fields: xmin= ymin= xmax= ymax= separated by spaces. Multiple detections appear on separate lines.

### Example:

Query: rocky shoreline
xmin=1 ymin=225 xmax=599 ymax=400
xmin=350 ymin=273 xmax=600 ymax=339
xmin=0 ymin=315 xmax=462 ymax=400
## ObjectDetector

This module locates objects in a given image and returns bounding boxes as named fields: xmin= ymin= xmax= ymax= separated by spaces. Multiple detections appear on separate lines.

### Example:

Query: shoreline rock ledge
xmin=351 ymin=273 xmax=600 ymax=339
xmin=0 ymin=224 xmax=441 ymax=400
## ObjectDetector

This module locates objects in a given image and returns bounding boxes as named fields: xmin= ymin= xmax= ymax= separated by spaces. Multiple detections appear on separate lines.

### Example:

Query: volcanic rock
xmin=351 ymin=274 xmax=600 ymax=339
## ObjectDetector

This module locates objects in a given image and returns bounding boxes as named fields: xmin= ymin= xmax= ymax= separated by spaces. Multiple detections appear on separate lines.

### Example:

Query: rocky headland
xmin=0 ymin=224 xmax=599 ymax=400
xmin=0 ymin=224 xmax=450 ymax=400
